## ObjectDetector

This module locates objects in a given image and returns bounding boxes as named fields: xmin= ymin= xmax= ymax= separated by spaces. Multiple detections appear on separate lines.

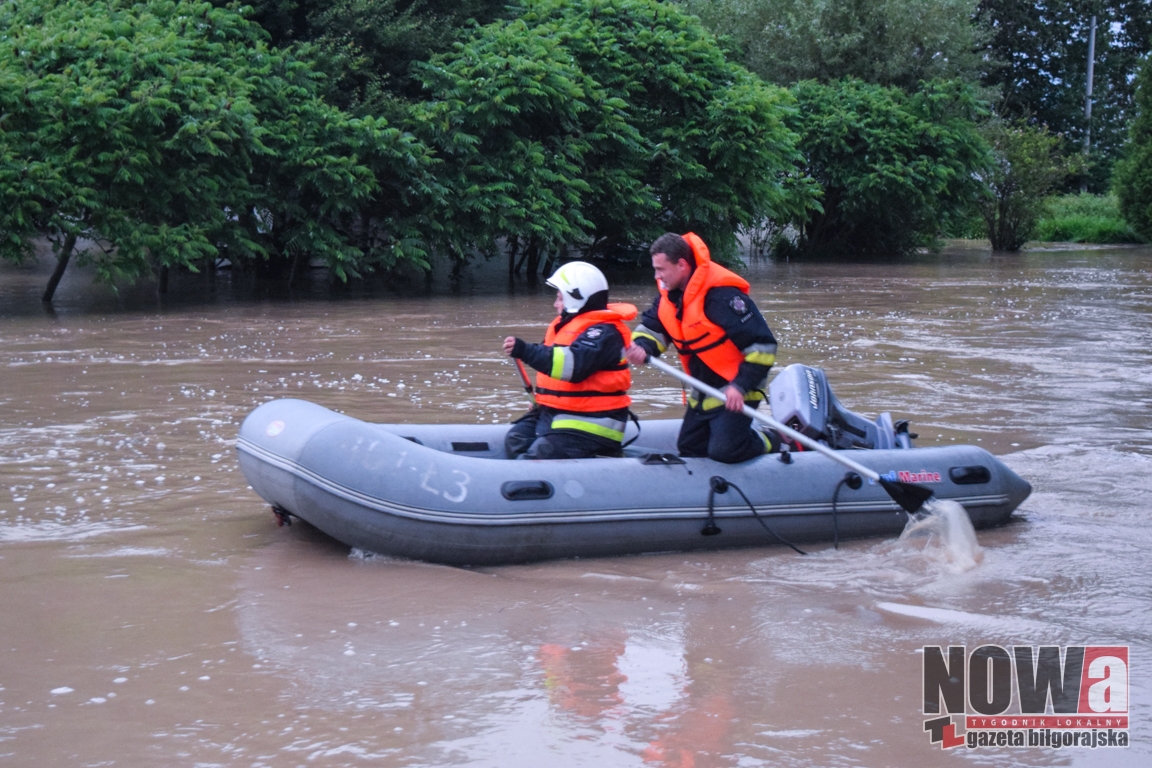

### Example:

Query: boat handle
xmin=501 ymin=480 xmax=554 ymax=500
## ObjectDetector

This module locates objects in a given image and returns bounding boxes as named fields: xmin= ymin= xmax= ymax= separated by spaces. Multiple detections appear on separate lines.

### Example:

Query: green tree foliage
xmin=418 ymin=0 xmax=812 ymax=271
xmin=232 ymin=0 xmax=511 ymax=112
xmin=1114 ymin=53 xmax=1152 ymax=242
xmin=782 ymin=79 xmax=989 ymax=258
xmin=975 ymin=1 xmax=1152 ymax=187
xmin=0 ymin=0 xmax=438 ymax=299
xmin=680 ymin=0 xmax=987 ymax=92
xmin=974 ymin=119 xmax=1079 ymax=251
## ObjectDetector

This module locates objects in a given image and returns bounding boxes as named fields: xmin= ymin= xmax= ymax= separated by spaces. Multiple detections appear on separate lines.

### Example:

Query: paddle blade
xmin=879 ymin=478 xmax=934 ymax=514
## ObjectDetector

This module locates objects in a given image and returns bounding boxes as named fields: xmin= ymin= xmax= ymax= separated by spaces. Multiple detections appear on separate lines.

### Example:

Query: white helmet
xmin=546 ymin=261 xmax=608 ymax=313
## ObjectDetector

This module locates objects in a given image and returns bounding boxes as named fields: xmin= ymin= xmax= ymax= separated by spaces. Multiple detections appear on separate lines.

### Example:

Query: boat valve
xmin=844 ymin=472 xmax=862 ymax=490
xmin=778 ymin=447 xmax=793 ymax=464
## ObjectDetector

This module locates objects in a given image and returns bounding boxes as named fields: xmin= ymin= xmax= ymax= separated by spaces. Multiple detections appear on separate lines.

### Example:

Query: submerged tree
xmin=0 ymin=0 xmax=438 ymax=300
xmin=418 ymin=0 xmax=813 ymax=273
xmin=975 ymin=118 xmax=1079 ymax=251
xmin=782 ymin=79 xmax=990 ymax=258
xmin=1114 ymin=53 xmax=1152 ymax=242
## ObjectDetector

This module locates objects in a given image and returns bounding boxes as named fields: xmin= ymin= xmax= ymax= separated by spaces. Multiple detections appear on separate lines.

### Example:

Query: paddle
xmin=512 ymin=358 xmax=537 ymax=406
xmin=643 ymin=356 xmax=934 ymax=515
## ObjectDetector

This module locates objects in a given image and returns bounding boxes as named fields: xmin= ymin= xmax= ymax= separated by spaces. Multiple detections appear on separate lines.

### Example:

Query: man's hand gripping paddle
xmin=643 ymin=355 xmax=934 ymax=515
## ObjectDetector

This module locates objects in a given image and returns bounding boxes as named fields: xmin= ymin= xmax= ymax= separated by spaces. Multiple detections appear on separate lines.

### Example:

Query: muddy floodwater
xmin=1 ymin=246 xmax=1149 ymax=766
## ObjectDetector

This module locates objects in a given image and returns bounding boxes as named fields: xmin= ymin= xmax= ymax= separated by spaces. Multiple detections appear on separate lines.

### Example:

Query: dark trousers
xmin=678 ymin=402 xmax=774 ymax=464
xmin=504 ymin=408 xmax=622 ymax=460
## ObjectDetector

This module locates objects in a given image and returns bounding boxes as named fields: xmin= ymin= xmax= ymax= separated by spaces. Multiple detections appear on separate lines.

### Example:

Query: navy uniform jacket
xmin=510 ymin=322 xmax=627 ymax=388
xmin=631 ymin=286 xmax=777 ymax=395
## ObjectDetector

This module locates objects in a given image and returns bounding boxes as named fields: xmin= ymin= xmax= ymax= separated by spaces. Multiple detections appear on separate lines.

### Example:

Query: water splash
xmin=349 ymin=547 xmax=400 ymax=562
xmin=897 ymin=498 xmax=984 ymax=573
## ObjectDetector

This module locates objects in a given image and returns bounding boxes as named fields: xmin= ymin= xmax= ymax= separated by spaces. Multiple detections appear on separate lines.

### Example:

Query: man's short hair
xmin=650 ymin=233 xmax=695 ymax=269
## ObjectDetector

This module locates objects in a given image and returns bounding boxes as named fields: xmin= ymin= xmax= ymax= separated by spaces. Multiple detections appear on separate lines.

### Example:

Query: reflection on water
xmin=1 ymin=246 xmax=1150 ymax=766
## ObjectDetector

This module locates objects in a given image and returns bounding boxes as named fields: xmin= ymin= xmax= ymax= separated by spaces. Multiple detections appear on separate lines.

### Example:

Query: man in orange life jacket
xmin=503 ymin=262 xmax=637 ymax=460
xmin=625 ymin=232 xmax=780 ymax=463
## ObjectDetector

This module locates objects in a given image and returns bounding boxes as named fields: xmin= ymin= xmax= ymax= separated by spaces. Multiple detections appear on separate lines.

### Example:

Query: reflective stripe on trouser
xmin=550 ymin=414 xmax=626 ymax=442
xmin=687 ymin=388 xmax=765 ymax=411
xmin=505 ymin=408 xmax=623 ymax=460
xmin=677 ymin=402 xmax=767 ymax=464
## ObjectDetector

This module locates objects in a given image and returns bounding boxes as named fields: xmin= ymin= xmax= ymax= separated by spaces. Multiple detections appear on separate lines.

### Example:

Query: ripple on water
xmin=0 ymin=520 xmax=147 ymax=543
xmin=64 ymin=546 xmax=171 ymax=558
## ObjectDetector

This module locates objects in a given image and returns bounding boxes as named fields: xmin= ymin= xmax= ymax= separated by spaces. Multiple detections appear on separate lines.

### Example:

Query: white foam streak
xmin=874 ymin=602 xmax=1050 ymax=634
xmin=0 ymin=521 xmax=146 ymax=543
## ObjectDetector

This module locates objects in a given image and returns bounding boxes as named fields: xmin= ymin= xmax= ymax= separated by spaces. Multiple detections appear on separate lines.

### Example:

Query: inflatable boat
xmin=236 ymin=366 xmax=1032 ymax=565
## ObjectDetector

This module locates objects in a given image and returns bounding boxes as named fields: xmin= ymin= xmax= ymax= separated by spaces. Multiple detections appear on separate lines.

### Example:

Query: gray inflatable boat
xmin=237 ymin=367 xmax=1031 ymax=564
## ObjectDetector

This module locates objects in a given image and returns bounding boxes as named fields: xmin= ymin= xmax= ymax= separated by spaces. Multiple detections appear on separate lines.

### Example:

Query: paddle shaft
xmin=645 ymin=356 xmax=881 ymax=482
xmin=513 ymin=358 xmax=536 ymax=406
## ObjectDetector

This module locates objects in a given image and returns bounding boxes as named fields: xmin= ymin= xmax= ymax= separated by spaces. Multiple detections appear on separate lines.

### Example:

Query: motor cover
xmin=768 ymin=364 xmax=908 ymax=449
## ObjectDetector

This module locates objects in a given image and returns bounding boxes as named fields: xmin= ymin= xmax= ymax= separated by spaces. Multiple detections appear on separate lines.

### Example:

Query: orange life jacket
xmin=656 ymin=233 xmax=749 ymax=381
xmin=534 ymin=303 xmax=636 ymax=413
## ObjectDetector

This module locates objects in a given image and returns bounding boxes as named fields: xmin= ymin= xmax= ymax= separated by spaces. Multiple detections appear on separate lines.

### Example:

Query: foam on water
xmin=0 ymin=520 xmax=147 ymax=543
xmin=873 ymin=601 xmax=1050 ymax=634
xmin=65 ymin=546 xmax=171 ymax=558
xmin=349 ymin=548 xmax=400 ymax=562
xmin=896 ymin=498 xmax=983 ymax=573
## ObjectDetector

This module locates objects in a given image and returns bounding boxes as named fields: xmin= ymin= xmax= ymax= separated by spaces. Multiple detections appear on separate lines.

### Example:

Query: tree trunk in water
xmin=507 ymin=237 xmax=519 ymax=278
xmin=541 ymin=243 xmax=566 ymax=278
xmin=290 ymin=250 xmax=311 ymax=286
xmin=42 ymin=232 xmax=78 ymax=303
xmin=360 ymin=210 xmax=373 ymax=252
xmin=525 ymin=238 xmax=540 ymax=285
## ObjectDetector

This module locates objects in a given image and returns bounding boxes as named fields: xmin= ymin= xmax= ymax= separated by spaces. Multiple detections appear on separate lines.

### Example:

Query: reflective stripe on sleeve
xmin=550 ymin=346 xmax=575 ymax=381
xmin=743 ymin=352 xmax=776 ymax=366
xmin=742 ymin=342 xmax=777 ymax=367
xmin=632 ymin=324 xmax=668 ymax=353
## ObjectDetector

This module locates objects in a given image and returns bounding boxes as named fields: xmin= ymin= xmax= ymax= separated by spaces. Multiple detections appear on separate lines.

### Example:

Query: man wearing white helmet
xmin=502 ymin=262 xmax=638 ymax=459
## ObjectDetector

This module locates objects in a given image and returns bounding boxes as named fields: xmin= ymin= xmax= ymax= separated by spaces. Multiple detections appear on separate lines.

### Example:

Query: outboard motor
xmin=768 ymin=364 xmax=913 ymax=450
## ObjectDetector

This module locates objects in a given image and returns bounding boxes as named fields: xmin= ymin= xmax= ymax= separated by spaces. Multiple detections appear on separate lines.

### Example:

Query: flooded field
xmin=1 ymin=245 xmax=1149 ymax=766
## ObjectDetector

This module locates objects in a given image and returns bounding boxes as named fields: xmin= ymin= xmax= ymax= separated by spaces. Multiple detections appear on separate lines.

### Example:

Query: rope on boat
xmin=705 ymin=476 xmax=807 ymax=555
